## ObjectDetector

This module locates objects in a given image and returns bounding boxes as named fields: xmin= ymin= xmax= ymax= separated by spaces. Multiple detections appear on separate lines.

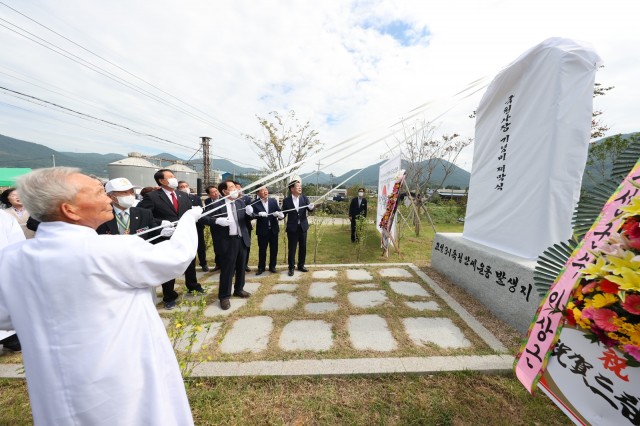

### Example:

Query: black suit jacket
xmin=137 ymin=188 xmax=192 ymax=222
xmin=253 ymin=198 xmax=281 ymax=236
xmin=210 ymin=198 xmax=251 ymax=248
xmin=96 ymin=206 xmax=157 ymax=240
xmin=282 ymin=194 xmax=312 ymax=233
xmin=349 ymin=197 xmax=368 ymax=218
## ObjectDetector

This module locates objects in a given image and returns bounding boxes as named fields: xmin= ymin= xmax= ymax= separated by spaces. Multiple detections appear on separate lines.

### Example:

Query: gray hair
xmin=17 ymin=167 xmax=82 ymax=222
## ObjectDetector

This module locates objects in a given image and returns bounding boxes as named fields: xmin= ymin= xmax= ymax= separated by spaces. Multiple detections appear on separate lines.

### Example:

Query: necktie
xmin=231 ymin=201 xmax=242 ymax=237
xmin=171 ymin=192 xmax=179 ymax=212
xmin=117 ymin=211 xmax=129 ymax=234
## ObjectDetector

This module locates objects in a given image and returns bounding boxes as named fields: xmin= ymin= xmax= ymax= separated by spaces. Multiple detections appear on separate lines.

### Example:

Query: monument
xmin=431 ymin=37 xmax=602 ymax=333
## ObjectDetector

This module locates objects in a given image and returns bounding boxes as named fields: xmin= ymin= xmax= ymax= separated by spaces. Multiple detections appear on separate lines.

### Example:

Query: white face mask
xmin=358 ymin=192 xmax=364 ymax=197
xmin=228 ymin=190 xmax=239 ymax=199
xmin=166 ymin=178 xmax=179 ymax=189
xmin=179 ymin=188 xmax=190 ymax=194
xmin=116 ymin=195 xmax=136 ymax=209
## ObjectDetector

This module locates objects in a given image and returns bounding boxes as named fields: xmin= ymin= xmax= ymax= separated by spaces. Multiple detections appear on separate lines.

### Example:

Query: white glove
xmin=184 ymin=206 xmax=203 ymax=220
xmin=307 ymin=203 xmax=315 ymax=210
xmin=161 ymin=220 xmax=173 ymax=228
xmin=276 ymin=211 xmax=285 ymax=219
xmin=215 ymin=217 xmax=232 ymax=227
xmin=245 ymin=205 xmax=254 ymax=215
xmin=160 ymin=227 xmax=175 ymax=238
xmin=258 ymin=211 xmax=268 ymax=218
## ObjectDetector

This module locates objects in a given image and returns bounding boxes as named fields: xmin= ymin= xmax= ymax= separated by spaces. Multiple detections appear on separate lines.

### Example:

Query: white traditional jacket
xmin=0 ymin=214 xmax=198 ymax=425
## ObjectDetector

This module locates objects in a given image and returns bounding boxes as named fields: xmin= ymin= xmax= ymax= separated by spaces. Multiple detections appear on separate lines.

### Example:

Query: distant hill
xmin=333 ymin=159 xmax=471 ymax=189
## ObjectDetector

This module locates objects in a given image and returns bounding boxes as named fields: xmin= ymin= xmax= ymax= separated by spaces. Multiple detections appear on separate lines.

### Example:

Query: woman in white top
xmin=1 ymin=188 xmax=35 ymax=239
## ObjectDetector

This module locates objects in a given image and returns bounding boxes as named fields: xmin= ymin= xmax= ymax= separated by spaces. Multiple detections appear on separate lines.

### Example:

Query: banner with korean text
xmin=463 ymin=37 xmax=602 ymax=259
xmin=515 ymin=159 xmax=640 ymax=424
xmin=377 ymin=155 xmax=402 ymax=248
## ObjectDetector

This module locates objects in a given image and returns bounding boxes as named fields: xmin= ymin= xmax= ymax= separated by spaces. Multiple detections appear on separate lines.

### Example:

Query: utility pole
xmin=200 ymin=136 xmax=211 ymax=186
xmin=52 ymin=154 xmax=55 ymax=167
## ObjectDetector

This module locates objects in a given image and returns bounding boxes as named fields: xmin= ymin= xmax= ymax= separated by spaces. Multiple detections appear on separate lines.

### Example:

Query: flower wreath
xmin=565 ymin=196 xmax=640 ymax=366
xmin=379 ymin=171 xmax=405 ymax=230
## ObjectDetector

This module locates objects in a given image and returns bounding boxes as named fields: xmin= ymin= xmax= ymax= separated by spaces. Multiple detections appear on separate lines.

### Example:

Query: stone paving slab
xmin=272 ymin=283 xmax=298 ymax=292
xmin=220 ymin=316 xmax=273 ymax=353
xmin=261 ymin=294 xmax=297 ymax=311
xmin=204 ymin=299 xmax=248 ymax=317
xmin=405 ymin=301 xmax=441 ymax=311
xmin=312 ymin=270 xmax=337 ymax=279
xmin=278 ymin=271 xmax=302 ymax=281
xmin=389 ymin=281 xmax=430 ymax=297
xmin=379 ymin=267 xmax=413 ymax=278
xmin=346 ymin=269 xmax=373 ymax=281
xmin=279 ymin=320 xmax=333 ymax=351
xmin=175 ymin=322 xmax=222 ymax=352
xmin=347 ymin=290 xmax=388 ymax=308
xmin=305 ymin=302 xmax=339 ymax=314
xmin=348 ymin=315 xmax=397 ymax=351
xmin=189 ymin=355 xmax=514 ymax=377
xmin=308 ymin=282 xmax=337 ymax=298
xmin=402 ymin=318 xmax=471 ymax=349
xmin=243 ymin=282 xmax=261 ymax=293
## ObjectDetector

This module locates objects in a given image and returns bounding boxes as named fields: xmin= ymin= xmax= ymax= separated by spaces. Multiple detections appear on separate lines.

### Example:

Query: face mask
xmin=358 ymin=192 xmax=364 ymax=197
xmin=179 ymin=188 xmax=190 ymax=194
xmin=228 ymin=190 xmax=239 ymax=199
xmin=116 ymin=195 xmax=136 ymax=209
xmin=166 ymin=178 xmax=179 ymax=189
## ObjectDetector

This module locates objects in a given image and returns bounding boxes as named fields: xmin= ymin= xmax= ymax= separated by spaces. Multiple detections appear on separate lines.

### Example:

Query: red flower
xmin=599 ymin=279 xmax=620 ymax=294
xmin=583 ymin=307 xmax=618 ymax=332
xmin=565 ymin=308 xmax=577 ymax=326
xmin=622 ymin=217 xmax=640 ymax=249
xmin=622 ymin=294 xmax=640 ymax=315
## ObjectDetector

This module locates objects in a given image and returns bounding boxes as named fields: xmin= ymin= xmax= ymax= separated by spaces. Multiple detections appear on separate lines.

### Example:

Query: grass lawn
xmin=0 ymin=207 xmax=572 ymax=425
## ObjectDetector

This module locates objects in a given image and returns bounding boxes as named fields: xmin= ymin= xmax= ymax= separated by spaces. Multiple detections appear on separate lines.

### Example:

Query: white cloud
xmin=0 ymin=0 xmax=637 ymax=176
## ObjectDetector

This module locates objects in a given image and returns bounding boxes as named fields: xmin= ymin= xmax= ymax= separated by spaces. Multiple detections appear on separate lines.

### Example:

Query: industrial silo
xmin=167 ymin=162 xmax=197 ymax=189
xmin=107 ymin=152 xmax=158 ymax=188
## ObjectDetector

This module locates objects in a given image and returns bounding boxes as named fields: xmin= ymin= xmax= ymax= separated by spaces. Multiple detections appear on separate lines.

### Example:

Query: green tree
xmin=243 ymin=110 xmax=322 ymax=188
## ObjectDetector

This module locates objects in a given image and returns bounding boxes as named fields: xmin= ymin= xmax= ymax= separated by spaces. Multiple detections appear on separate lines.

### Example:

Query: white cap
xmin=105 ymin=177 xmax=139 ymax=193
xmin=288 ymin=174 xmax=302 ymax=187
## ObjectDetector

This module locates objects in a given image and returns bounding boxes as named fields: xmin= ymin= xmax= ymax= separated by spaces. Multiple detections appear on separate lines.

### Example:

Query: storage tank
xmin=167 ymin=162 xmax=197 ymax=189
xmin=107 ymin=152 xmax=158 ymax=188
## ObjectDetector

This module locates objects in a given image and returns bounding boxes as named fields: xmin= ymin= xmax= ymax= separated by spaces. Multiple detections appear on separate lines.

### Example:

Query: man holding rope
xmin=282 ymin=176 xmax=314 ymax=276
xmin=0 ymin=167 xmax=199 ymax=425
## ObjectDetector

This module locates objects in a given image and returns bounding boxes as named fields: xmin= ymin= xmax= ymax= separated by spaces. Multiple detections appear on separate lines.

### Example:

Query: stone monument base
xmin=431 ymin=233 xmax=541 ymax=334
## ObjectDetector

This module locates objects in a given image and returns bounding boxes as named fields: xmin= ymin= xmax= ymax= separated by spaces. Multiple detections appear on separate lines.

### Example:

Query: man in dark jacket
xmin=137 ymin=169 xmax=205 ymax=309
xmin=281 ymin=176 xmax=314 ymax=276
xmin=348 ymin=187 xmax=368 ymax=242
xmin=252 ymin=186 xmax=284 ymax=275
xmin=210 ymin=180 xmax=253 ymax=310
xmin=203 ymin=185 xmax=221 ymax=271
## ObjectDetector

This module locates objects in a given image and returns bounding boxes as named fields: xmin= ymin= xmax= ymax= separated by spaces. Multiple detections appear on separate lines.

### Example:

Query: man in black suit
xmin=211 ymin=180 xmax=253 ymax=310
xmin=235 ymin=182 xmax=254 ymax=272
xmin=97 ymin=177 xmax=157 ymax=239
xmin=137 ymin=169 xmax=205 ymax=309
xmin=348 ymin=187 xmax=368 ymax=243
xmin=178 ymin=181 xmax=209 ymax=272
xmin=203 ymin=185 xmax=221 ymax=271
xmin=281 ymin=176 xmax=314 ymax=276
xmin=253 ymin=186 xmax=284 ymax=275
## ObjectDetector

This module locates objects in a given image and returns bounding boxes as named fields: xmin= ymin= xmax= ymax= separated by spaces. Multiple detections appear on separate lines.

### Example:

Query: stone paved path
xmin=0 ymin=263 xmax=513 ymax=378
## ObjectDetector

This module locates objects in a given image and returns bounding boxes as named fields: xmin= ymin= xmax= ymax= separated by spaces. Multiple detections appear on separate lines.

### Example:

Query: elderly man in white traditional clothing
xmin=0 ymin=210 xmax=25 ymax=352
xmin=0 ymin=167 xmax=200 ymax=426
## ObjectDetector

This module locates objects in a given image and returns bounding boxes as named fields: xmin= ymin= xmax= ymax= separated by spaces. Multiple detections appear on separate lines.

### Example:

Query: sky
xmin=0 ymin=0 xmax=638 ymax=175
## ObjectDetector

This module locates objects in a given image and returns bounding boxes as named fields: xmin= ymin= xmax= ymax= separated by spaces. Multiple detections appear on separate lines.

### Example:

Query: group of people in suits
xmin=96 ymin=170 xmax=316 ymax=311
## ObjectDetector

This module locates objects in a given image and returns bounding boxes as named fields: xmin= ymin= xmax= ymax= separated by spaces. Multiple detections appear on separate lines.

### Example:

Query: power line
xmin=0 ymin=1 xmax=245 ymax=137
xmin=0 ymin=85 xmax=198 ymax=152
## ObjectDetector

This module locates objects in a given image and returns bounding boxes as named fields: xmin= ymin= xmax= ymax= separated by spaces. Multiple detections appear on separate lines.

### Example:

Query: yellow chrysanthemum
xmin=580 ymin=255 xmax=609 ymax=280
xmin=584 ymin=292 xmax=618 ymax=308
xmin=607 ymin=332 xmax=620 ymax=340
xmin=604 ymin=251 xmax=640 ymax=276
xmin=619 ymin=337 xmax=631 ymax=345
xmin=606 ymin=268 xmax=640 ymax=292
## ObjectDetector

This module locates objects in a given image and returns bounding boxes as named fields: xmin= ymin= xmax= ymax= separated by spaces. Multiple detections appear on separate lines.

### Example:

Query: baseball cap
xmin=105 ymin=177 xmax=139 ymax=193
